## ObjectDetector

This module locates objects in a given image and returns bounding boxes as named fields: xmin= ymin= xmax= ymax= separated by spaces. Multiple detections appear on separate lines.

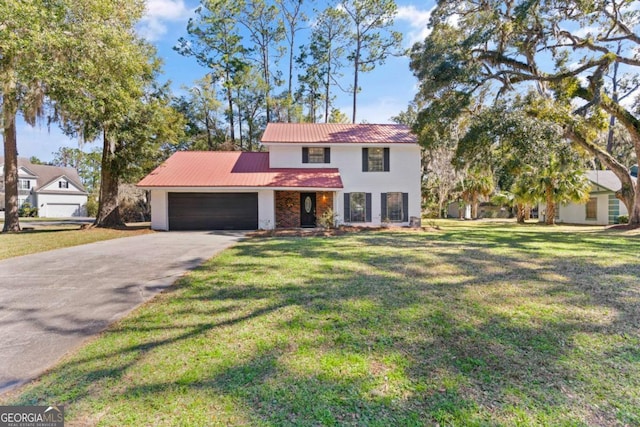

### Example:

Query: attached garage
xmin=168 ymin=193 xmax=258 ymax=230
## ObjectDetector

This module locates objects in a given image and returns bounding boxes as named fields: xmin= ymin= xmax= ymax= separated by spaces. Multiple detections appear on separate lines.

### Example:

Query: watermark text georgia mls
xmin=0 ymin=405 xmax=64 ymax=427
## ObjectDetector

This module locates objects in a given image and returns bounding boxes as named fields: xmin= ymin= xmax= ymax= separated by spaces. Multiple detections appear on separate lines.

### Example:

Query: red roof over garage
xmin=137 ymin=151 xmax=343 ymax=189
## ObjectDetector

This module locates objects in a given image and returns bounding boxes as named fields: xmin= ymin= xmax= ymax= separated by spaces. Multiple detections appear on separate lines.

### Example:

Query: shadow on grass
xmin=6 ymin=227 xmax=640 ymax=425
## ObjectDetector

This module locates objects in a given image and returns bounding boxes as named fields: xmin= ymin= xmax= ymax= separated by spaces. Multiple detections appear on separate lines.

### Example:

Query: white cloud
xmin=395 ymin=5 xmax=434 ymax=46
xmin=138 ymin=0 xmax=193 ymax=42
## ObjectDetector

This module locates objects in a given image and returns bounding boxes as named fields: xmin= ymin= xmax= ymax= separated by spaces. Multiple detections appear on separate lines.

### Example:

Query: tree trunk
xmin=545 ymin=186 xmax=555 ymax=225
xmin=264 ymin=44 xmax=271 ymax=123
xmin=631 ymin=144 xmax=640 ymax=225
xmin=325 ymin=51 xmax=332 ymax=123
xmin=606 ymin=45 xmax=620 ymax=155
xmin=606 ymin=114 xmax=616 ymax=155
xmin=352 ymin=42 xmax=360 ymax=124
xmin=205 ymin=114 xmax=213 ymax=150
xmin=2 ymin=102 xmax=20 ymax=232
xmin=471 ymin=194 xmax=478 ymax=219
xmin=225 ymin=76 xmax=235 ymax=142
xmin=516 ymin=203 xmax=525 ymax=223
xmin=288 ymin=38 xmax=294 ymax=123
xmin=524 ymin=205 xmax=531 ymax=220
xmin=94 ymin=130 xmax=124 ymax=228
xmin=236 ymin=86 xmax=243 ymax=150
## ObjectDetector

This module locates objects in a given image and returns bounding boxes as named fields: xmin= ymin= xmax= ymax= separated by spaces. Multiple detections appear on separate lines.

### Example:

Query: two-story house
xmin=137 ymin=123 xmax=422 ymax=230
xmin=0 ymin=157 xmax=88 ymax=217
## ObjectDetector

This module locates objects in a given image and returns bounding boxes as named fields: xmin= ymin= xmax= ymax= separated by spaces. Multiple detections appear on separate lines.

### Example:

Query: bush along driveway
xmin=2 ymin=222 xmax=640 ymax=426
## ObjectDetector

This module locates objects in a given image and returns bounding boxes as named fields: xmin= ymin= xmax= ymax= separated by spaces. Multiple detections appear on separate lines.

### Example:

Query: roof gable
xmin=261 ymin=123 xmax=417 ymax=144
xmin=18 ymin=166 xmax=38 ymax=178
xmin=38 ymin=175 xmax=86 ymax=194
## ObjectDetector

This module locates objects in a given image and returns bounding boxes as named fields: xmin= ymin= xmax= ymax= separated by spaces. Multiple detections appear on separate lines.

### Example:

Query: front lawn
xmin=0 ymin=225 xmax=153 ymax=260
xmin=3 ymin=221 xmax=639 ymax=425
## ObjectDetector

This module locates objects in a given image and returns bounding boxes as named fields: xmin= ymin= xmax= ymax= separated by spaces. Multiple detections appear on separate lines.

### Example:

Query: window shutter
xmin=362 ymin=148 xmax=369 ymax=172
xmin=366 ymin=193 xmax=372 ymax=222
xmin=383 ymin=148 xmax=390 ymax=171
xmin=344 ymin=193 xmax=350 ymax=222
xmin=324 ymin=147 xmax=331 ymax=163
xmin=381 ymin=193 xmax=387 ymax=221
xmin=302 ymin=147 xmax=309 ymax=163
xmin=402 ymin=193 xmax=409 ymax=222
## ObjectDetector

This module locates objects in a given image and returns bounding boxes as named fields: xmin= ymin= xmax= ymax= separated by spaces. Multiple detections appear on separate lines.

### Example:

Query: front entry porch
xmin=275 ymin=191 xmax=334 ymax=228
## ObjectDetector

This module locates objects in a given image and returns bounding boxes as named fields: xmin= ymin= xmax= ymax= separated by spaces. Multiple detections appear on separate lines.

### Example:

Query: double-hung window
xmin=18 ymin=179 xmax=31 ymax=190
xmin=302 ymin=147 xmax=330 ymax=164
xmin=59 ymin=180 xmax=69 ymax=189
xmin=362 ymin=147 xmax=390 ymax=172
xmin=344 ymin=192 xmax=372 ymax=223
xmin=381 ymin=192 xmax=409 ymax=222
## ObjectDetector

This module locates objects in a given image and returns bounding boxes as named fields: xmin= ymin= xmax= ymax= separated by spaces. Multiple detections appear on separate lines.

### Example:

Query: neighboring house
xmin=138 ymin=123 xmax=422 ymax=230
xmin=0 ymin=157 xmax=88 ymax=217
xmin=538 ymin=170 xmax=629 ymax=225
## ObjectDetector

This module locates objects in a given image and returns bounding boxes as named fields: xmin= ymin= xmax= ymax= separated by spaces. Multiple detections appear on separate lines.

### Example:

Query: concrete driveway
xmin=0 ymin=231 xmax=246 ymax=394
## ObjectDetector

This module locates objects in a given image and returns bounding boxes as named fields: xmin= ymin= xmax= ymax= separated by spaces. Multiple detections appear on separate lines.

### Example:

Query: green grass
xmin=3 ymin=220 xmax=639 ymax=426
xmin=0 ymin=226 xmax=153 ymax=260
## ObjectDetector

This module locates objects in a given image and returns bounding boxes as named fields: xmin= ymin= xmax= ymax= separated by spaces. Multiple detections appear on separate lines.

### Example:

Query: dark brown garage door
xmin=168 ymin=193 xmax=258 ymax=230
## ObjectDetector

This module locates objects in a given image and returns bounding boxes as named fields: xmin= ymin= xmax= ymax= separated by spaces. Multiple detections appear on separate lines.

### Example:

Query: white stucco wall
xmin=258 ymin=190 xmax=275 ymax=230
xmin=267 ymin=144 xmax=422 ymax=226
xmin=558 ymin=194 xmax=606 ymax=225
xmin=149 ymin=188 xmax=277 ymax=231
xmin=150 ymin=189 xmax=168 ymax=230
xmin=538 ymin=192 xmax=626 ymax=225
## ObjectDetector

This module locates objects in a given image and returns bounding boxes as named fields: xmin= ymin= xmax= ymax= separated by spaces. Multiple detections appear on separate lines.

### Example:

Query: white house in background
xmin=138 ymin=123 xmax=422 ymax=230
xmin=0 ymin=157 xmax=88 ymax=217
xmin=539 ymin=170 xmax=629 ymax=225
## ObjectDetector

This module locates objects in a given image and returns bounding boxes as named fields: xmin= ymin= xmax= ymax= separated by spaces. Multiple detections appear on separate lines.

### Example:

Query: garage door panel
xmin=168 ymin=193 xmax=258 ymax=230
xmin=46 ymin=203 xmax=81 ymax=218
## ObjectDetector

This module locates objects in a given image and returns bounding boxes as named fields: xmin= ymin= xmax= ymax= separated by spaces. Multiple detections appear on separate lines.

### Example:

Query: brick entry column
xmin=275 ymin=191 xmax=334 ymax=228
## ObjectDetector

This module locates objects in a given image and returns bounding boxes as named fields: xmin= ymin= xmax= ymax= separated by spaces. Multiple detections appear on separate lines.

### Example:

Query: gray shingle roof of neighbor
xmin=0 ymin=156 xmax=87 ymax=194
xmin=586 ymin=170 xmax=624 ymax=192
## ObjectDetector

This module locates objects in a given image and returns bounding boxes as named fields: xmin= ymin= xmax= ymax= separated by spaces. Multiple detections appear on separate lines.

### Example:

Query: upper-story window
xmin=302 ymin=147 xmax=330 ymax=164
xmin=59 ymin=180 xmax=69 ymax=189
xmin=362 ymin=147 xmax=390 ymax=172
xmin=18 ymin=179 xmax=31 ymax=190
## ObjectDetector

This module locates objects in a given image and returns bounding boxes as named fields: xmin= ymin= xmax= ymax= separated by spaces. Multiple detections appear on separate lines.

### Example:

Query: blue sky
xmin=7 ymin=0 xmax=436 ymax=163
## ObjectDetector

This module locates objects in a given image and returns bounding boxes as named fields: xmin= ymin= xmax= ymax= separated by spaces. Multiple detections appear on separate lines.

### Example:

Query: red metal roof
xmin=261 ymin=123 xmax=417 ymax=144
xmin=137 ymin=151 xmax=343 ymax=189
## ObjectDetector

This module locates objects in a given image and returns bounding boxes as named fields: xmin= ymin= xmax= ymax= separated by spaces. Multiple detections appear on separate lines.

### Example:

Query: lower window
xmin=344 ymin=192 xmax=371 ymax=222
xmin=586 ymin=197 xmax=597 ymax=220
xmin=386 ymin=192 xmax=404 ymax=222
xmin=350 ymin=192 xmax=366 ymax=222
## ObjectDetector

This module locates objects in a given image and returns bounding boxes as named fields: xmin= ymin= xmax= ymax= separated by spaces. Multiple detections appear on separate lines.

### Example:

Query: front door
xmin=300 ymin=193 xmax=316 ymax=227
